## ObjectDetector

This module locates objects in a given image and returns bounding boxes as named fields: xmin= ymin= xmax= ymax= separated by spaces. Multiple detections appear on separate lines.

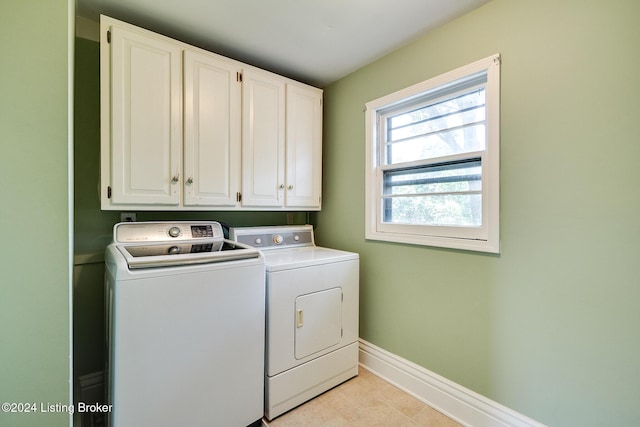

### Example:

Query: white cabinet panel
xmin=183 ymin=50 xmax=240 ymax=206
xmin=109 ymin=25 xmax=182 ymax=205
xmin=241 ymin=78 xmax=322 ymax=209
xmin=241 ymin=70 xmax=285 ymax=207
xmin=286 ymin=84 xmax=323 ymax=208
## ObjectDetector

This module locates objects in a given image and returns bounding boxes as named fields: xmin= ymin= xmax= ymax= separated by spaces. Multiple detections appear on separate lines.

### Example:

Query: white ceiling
xmin=76 ymin=0 xmax=491 ymax=87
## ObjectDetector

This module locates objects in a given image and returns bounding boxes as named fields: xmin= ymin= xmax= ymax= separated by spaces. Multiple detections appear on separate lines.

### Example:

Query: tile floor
xmin=264 ymin=367 xmax=463 ymax=427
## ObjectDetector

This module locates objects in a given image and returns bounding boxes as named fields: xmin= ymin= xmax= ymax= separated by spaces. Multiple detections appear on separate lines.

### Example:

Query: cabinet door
xmin=286 ymin=84 xmax=323 ymax=209
xmin=109 ymin=25 xmax=182 ymax=205
xmin=184 ymin=50 xmax=241 ymax=206
xmin=241 ymin=70 xmax=285 ymax=207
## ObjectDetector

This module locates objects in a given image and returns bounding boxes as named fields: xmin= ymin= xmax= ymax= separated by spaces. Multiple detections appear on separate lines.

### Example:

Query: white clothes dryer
xmin=231 ymin=225 xmax=359 ymax=420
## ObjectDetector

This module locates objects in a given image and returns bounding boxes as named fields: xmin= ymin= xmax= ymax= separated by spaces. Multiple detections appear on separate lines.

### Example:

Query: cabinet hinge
xmin=236 ymin=192 xmax=242 ymax=202
xmin=236 ymin=72 xmax=243 ymax=82
xmin=107 ymin=30 xmax=111 ymax=43
xmin=107 ymin=186 xmax=112 ymax=199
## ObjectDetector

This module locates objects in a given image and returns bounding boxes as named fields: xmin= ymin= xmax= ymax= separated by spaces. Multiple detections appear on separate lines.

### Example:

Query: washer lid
xmin=115 ymin=240 xmax=260 ymax=269
xmin=111 ymin=221 xmax=260 ymax=269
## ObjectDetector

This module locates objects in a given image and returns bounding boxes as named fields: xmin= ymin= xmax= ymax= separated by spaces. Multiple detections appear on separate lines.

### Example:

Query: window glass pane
xmin=383 ymin=194 xmax=482 ymax=227
xmin=384 ymin=88 xmax=486 ymax=165
xmin=386 ymin=124 xmax=485 ymax=164
xmin=389 ymin=89 xmax=485 ymax=139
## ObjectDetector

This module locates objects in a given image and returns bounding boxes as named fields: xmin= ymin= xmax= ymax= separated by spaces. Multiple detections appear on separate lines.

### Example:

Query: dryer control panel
xmin=230 ymin=225 xmax=315 ymax=250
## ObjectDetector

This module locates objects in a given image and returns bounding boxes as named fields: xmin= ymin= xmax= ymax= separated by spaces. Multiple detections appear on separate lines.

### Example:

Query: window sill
xmin=365 ymin=229 xmax=500 ymax=254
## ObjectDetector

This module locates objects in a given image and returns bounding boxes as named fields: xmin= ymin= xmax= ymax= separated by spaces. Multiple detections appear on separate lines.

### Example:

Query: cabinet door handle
xmin=288 ymin=185 xmax=294 ymax=190
xmin=186 ymin=177 xmax=193 ymax=185
xmin=279 ymin=184 xmax=285 ymax=190
xmin=171 ymin=173 xmax=179 ymax=183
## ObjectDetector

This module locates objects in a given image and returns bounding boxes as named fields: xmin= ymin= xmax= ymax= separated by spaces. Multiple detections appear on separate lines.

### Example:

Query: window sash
xmin=379 ymin=156 xmax=484 ymax=230
xmin=385 ymin=86 xmax=486 ymax=145
xmin=380 ymin=83 xmax=487 ymax=167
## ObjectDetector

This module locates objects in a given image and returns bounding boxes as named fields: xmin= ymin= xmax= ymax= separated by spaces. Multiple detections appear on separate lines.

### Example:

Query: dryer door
xmin=295 ymin=287 xmax=342 ymax=359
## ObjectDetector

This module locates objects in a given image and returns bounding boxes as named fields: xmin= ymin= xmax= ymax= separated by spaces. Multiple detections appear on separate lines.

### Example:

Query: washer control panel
xmin=230 ymin=225 xmax=315 ymax=250
xmin=114 ymin=221 xmax=224 ymax=243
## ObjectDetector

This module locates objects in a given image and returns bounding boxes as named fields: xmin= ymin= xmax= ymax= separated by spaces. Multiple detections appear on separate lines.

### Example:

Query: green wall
xmin=318 ymin=0 xmax=640 ymax=425
xmin=0 ymin=1 xmax=72 ymax=426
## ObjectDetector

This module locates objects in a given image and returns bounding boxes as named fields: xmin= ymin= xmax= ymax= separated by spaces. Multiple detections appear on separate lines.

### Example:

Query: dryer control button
xmin=273 ymin=234 xmax=284 ymax=244
xmin=255 ymin=238 xmax=262 ymax=245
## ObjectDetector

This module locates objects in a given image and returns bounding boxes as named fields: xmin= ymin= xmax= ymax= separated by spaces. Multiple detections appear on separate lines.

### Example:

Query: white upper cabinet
xmin=241 ymin=69 xmax=286 ymax=207
xmin=101 ymin=15 xmax=322 ymax=211
xmin=106 ymin=24 xmax=182 ymax=206
xmin=183 ymin=49 xmax=241 ymax=207
xmin=285 ymin=83 xmax=323 ymax=209
xmin=241 ymin=74 xmax=323 ymax=209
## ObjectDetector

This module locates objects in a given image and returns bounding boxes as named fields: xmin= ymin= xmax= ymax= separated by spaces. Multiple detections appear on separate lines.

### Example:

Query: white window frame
xmin=365 ymin=54 xmax=501 ymax=253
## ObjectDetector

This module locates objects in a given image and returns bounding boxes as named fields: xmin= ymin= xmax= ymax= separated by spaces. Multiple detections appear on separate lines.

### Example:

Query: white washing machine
xmin=231 ymin=225 xmax=359 ymax=420
xmin=105 ymin=221 xmax=265 ymax=427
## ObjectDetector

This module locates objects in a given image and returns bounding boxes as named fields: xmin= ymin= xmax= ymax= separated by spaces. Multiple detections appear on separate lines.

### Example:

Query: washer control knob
xmin=294 ymin=235 xmax=300 ymax=241
xmin=273 ymin=234 xmax=284 ymax=244
xmin=168 ymin=246 xmax=181 ymax=255
xmin=168 ymin=226 xmax=181 ymax=238
xmin=255 ymin=238 xmax=262 ymax=245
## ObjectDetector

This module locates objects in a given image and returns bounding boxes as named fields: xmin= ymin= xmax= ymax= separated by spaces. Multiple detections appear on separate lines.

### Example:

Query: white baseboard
xmin=358 ymin=339 xmax=546 ymax=427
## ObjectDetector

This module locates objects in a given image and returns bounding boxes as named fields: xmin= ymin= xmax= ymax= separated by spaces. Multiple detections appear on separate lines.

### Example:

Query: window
xmin=365 ymin=54 xmax=500 ymax=253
